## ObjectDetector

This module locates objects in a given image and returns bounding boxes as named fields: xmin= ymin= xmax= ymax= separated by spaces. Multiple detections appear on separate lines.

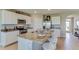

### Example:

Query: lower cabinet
xmin=18 ymin=37 xmax=43 ymax=50
xmin=32 ymin=41 xmax=43 ymax=50
xmin=18 ymin=37 xmax=32 ymax=50
xmin=54 ymin=29 xmax=60 ymax=37
xmin=27 ymin=29 xmax=33 ymax=32
xmin=1 ymin=31 xmax=19 ymax=47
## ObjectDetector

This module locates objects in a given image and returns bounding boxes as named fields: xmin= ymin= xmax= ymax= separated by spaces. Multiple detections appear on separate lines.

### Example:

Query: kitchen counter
xmin=18 ymin=30 xmax=52 ymax=50
xmin=1 ymin=30 xmax=19 ymax=47
xmin=75 ymin=28 xmax=79 ymax=31
xmin=19 ymin=31 xmax=52 ymax=42
xmin=1 ymin=29 xmax=18 ymax=32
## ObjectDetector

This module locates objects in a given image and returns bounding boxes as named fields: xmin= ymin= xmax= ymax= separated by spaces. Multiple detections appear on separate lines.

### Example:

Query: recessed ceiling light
xmin=34 ymin=10 xmax=37 ymax=13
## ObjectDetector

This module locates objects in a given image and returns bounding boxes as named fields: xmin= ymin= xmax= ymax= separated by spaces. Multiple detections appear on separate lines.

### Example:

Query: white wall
xmin=60 ymin=15 xmax=67 ymax=37
xmin=31 ymin=14 xmax=43 ymax=30
xmin=70 ymin=17 xmax=74 ymax=33
xmin=0 ymin=10 xmax=2 ymax=44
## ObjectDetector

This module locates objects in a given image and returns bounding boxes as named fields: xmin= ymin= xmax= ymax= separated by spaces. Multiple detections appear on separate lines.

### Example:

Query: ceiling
xmin=16 ymin=9 xmax=79 ymax=15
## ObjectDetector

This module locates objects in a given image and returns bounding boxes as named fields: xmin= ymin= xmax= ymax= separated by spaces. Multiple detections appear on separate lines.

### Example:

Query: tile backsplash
xmin=1 ymin=24 xmax=16 ymax=29
xmin=1 ymin=24 xmax=33 ymax=30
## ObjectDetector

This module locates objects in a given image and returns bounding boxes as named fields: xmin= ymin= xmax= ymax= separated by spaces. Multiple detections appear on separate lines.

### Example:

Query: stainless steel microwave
xmin=18 ymin=19 xmax=26 ymax=24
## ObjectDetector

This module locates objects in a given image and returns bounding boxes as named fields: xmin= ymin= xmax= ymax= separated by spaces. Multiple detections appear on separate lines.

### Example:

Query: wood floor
xmin=57 ymin=33 xmax=79 ymax=50
xmin=0 ymin=33 xmax=79 ymax=50
xmin=0 ymin=43 xmax=18 ymax=50
xmin=56 ymin=37 xmax=65 ymax=50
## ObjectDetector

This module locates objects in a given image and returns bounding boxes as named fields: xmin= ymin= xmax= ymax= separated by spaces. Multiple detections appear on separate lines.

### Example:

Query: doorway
xmin=66 ymin=18 xmax=71 ymax=32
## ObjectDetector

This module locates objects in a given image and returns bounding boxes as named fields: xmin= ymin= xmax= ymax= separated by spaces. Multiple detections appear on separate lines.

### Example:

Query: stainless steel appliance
xmin=18 ymin=19 xmax=26 ymax=24
xmin=16 ymin=25 xmax=27 ymax=34
xmin=16 ymin=19 xmax=27 ymax=34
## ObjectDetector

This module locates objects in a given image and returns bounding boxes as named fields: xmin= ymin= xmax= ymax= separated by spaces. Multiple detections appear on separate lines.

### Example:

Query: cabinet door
xmin=2 ymin=10 xmax=17 ymax=24
xmin=18 ymin=37 xmax=32 ymax=50
xmin=54 ymin=29 xmax=60 ymax=37
xmin=6 ymin=31 xmax=18 ymax=45
xmin=10 ymin=12 xmax=17 ymax=24
xmin=1 ymin=32 xmax=6 ymax=47
xmin=17 ymin=14 xmax=32 ymax=24
xmin=17 ymin=14 xmax=26 ymax=20
xmin=2 ymin=10 xmax=11 ymax=24
xmin=17 ymin=14 xmax=27 ymax=23
xmin=26 ymin=16 xmax=32 ymax=24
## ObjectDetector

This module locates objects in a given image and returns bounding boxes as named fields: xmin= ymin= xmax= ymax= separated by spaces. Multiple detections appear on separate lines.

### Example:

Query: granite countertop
xmin=1 ymin=29 xmax=18 ymax=32
xmin=18 ymin=31 xmax=52 ymax=42
xmin=75 ymin=28 xmax=79 ymax=31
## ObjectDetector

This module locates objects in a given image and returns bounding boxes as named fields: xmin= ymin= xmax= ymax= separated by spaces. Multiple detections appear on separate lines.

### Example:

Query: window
xmin=77 ymin=21 xmax=79 ymax=26
xmin=51 ymin=16 xmax=60 ymax=25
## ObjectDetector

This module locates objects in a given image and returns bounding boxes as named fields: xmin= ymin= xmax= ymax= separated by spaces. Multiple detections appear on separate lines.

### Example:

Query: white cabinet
xmin=17 ymin=14 xmax=31 ymax=24
xmin=54 ymin=29 xmax=60 ymax=37
xmin=27 ymin=29 xmax=33 ymax=32
xmin=26 ymin=16 xmax=32 ymax=24
xmin=18 ymin=37 xmax=32 ymax=50
xmin=17 ymin=14 xmax=32 ymax=24
xmin=1 ymin=10 xmax=17 ymax=24
xmin=1 ymin=10 xmax=32 ymax=24
xmin=18 ymin=37 xmax=43 ymax=50
xmin=1 ymin=31 xmax=19 ymax=47
xmin=17 ymin=14 xmax=27 ymax=20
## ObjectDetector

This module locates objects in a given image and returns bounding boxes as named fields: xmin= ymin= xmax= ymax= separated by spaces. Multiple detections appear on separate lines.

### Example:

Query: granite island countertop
xmin=18 ymin=31 xmax=52 ymax=42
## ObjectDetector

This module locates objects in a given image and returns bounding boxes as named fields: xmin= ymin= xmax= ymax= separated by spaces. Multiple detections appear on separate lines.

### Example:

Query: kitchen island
xmin=18 ymin=31 xmax=52 ymax=50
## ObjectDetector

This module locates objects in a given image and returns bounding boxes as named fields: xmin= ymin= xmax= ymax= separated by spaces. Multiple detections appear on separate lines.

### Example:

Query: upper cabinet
xmin=26 ymin=16 xmax=32 ymax=24
xmin=1 ymin=10 xmax=17 ymax=24
xmin=1 ymin=10 xmax=32 ymax=24
xmin=17 ymin=14 xmax=32 ymax=24
xmin=17 ymin=14 xmax=27 ymax=20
